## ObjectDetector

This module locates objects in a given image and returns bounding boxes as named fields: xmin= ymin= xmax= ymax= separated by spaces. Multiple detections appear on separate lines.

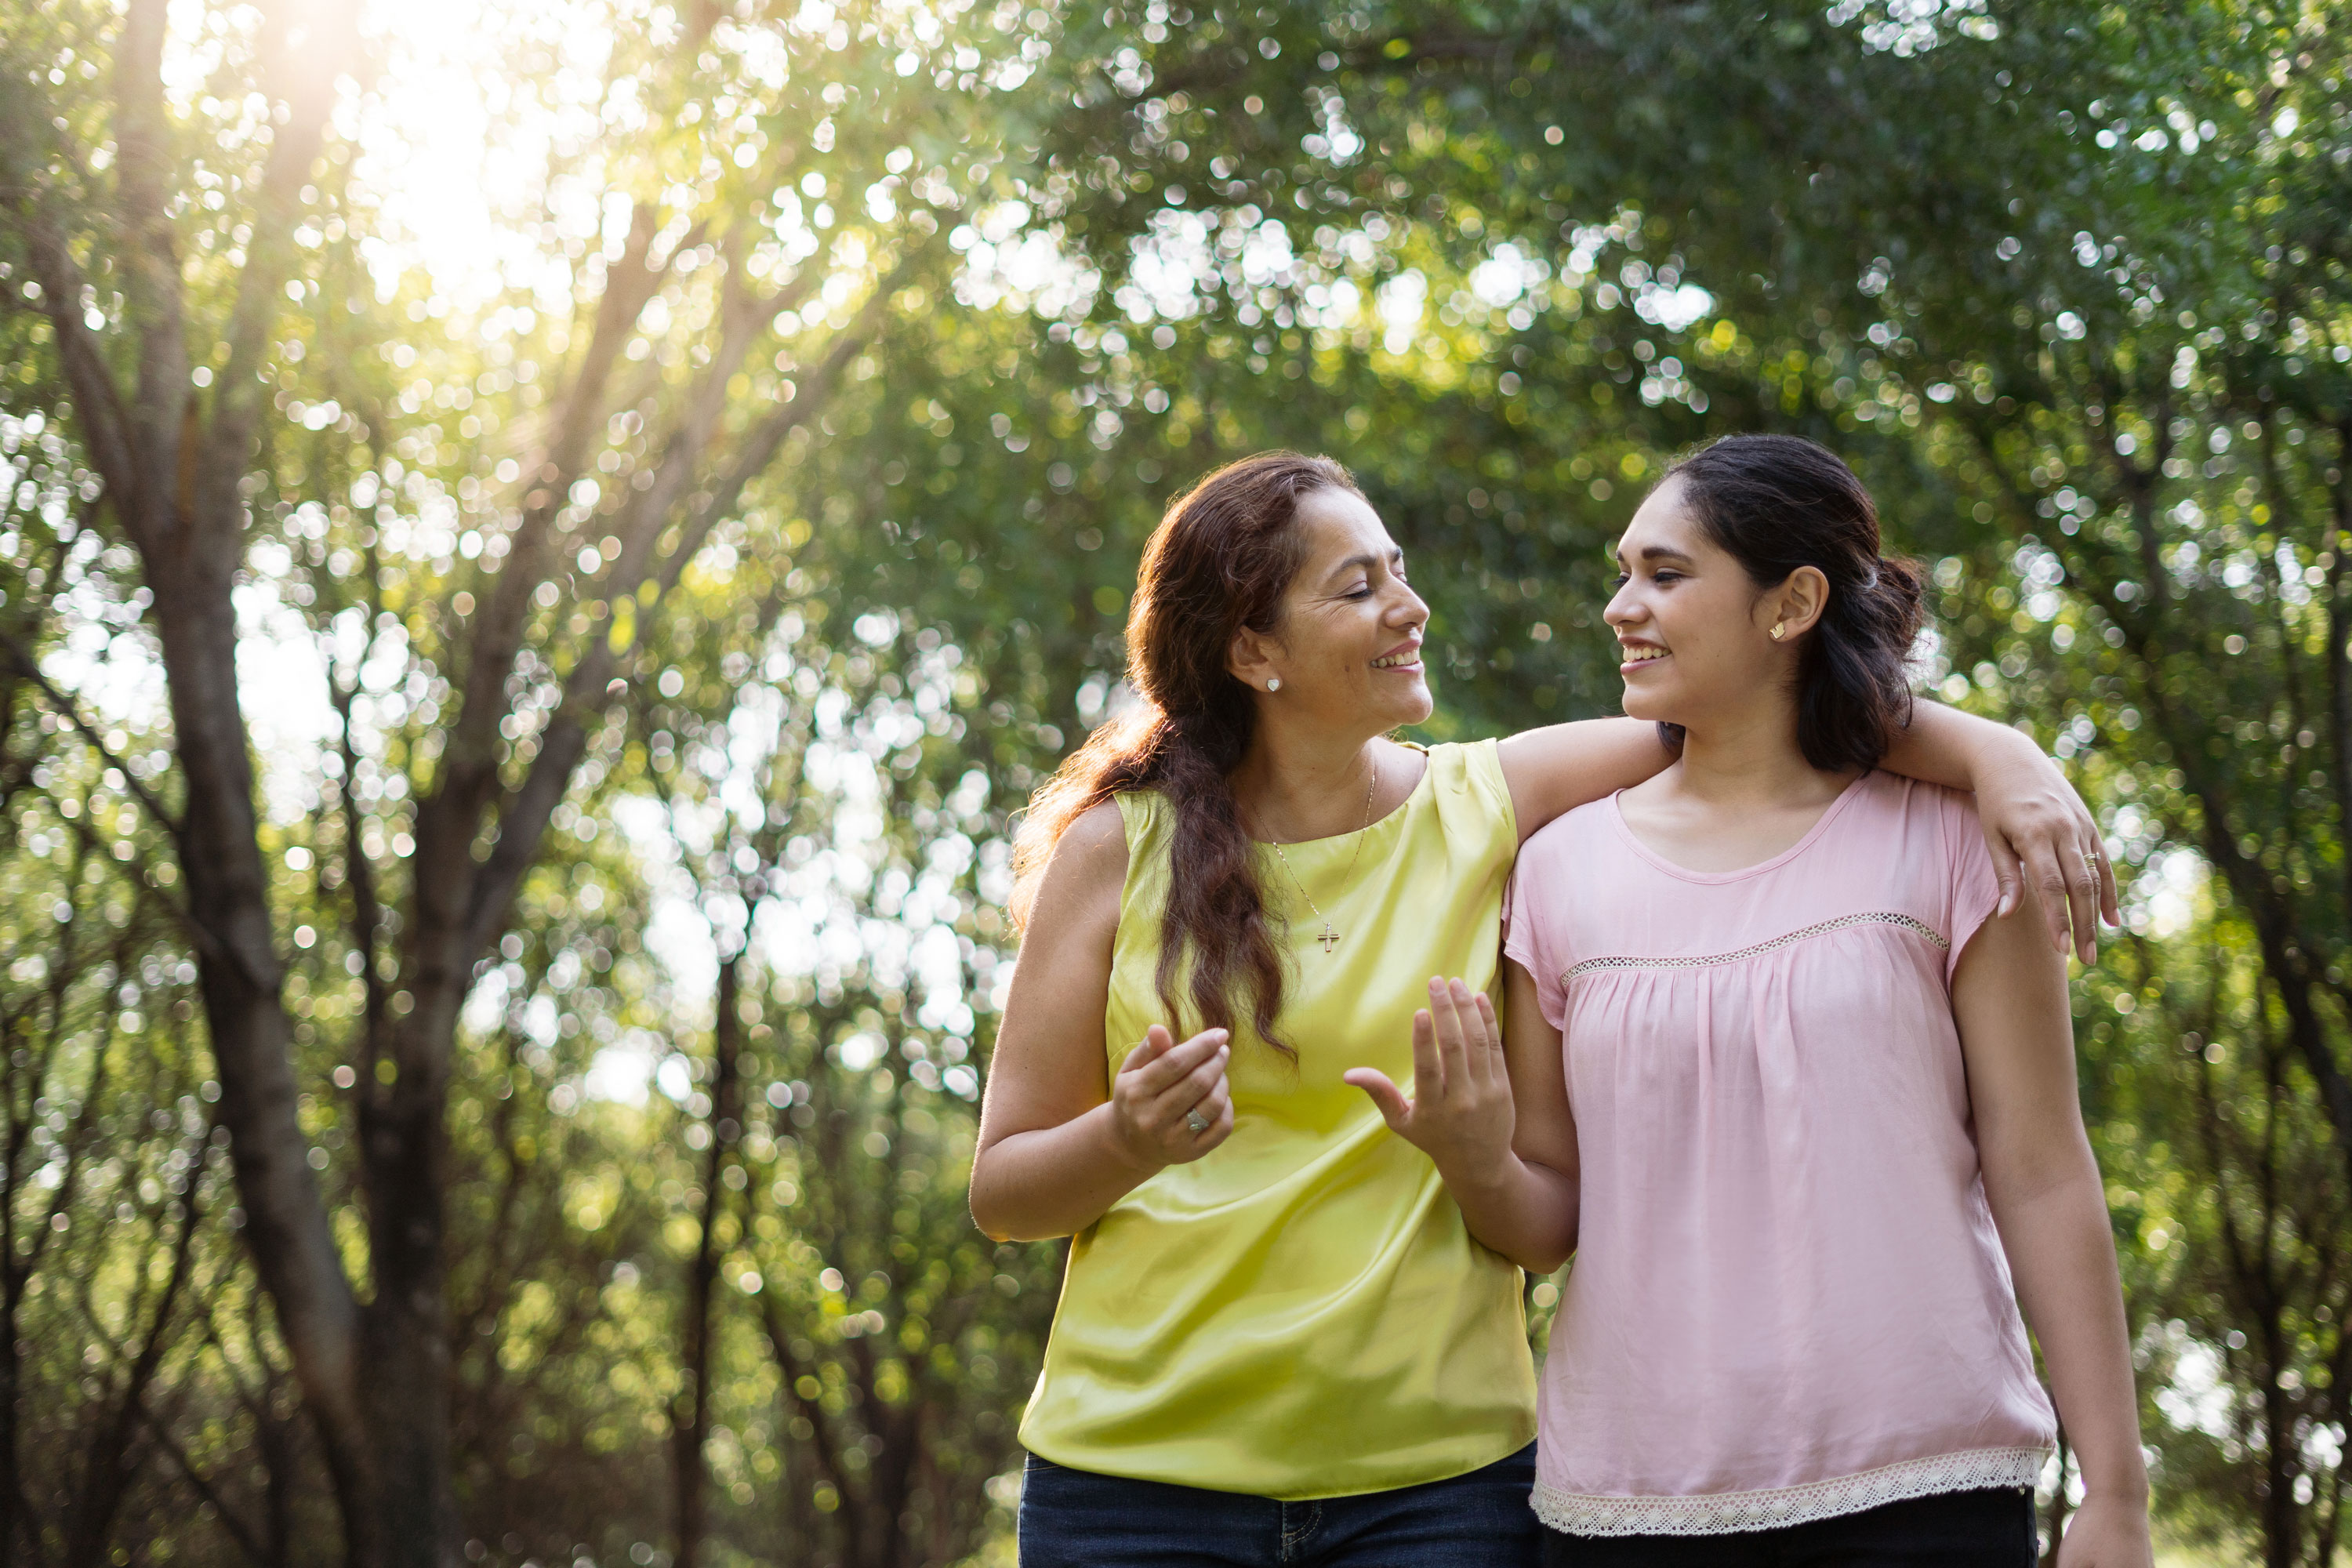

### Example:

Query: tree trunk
xmin=143 ymin=546 xmax=388 ymax=1565
xmin=62 ymin=1175 xmax=201 ymax=1568
xmin=4 ymin=4 xmax=909 ymax=1554
xmin=0 ymin=1268 xmax=24 ymax=1568
xmin=675 ymin=954 xmax=745 ymax=1567
xmin=2261 ymin=1336 xmax=2299 ymax=1568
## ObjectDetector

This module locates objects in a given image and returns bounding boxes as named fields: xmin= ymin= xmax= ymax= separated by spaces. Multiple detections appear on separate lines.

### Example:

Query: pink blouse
xmin=1503 ymin=771 xmax=2056 ymax=1537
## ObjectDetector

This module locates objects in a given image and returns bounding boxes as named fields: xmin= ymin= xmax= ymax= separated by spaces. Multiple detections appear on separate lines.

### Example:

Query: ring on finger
xmin=1185 ymin=1109 xmax=1210 ymax=1134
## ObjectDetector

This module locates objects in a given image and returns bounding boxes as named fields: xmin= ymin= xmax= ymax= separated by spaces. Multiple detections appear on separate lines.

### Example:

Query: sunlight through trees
xmin=2 ymin=0 xmax=2347 ymax=1563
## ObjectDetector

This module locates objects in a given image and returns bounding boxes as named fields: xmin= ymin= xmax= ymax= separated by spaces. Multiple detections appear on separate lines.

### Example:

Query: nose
xmin=1388 ymin=581 xmax=1429 ymax=630
xmin=1603 ymin=579 xmax=1642 ymax=631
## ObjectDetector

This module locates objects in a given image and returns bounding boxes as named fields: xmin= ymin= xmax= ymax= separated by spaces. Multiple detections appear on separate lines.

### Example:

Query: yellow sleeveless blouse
xmin=1018 ymin=740 xmax=1537 ymax=1499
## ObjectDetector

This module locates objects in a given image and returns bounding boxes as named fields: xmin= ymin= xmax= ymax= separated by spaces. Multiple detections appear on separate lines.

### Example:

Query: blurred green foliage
xmin=2 ymin=0 xmax=2348 ymax=1563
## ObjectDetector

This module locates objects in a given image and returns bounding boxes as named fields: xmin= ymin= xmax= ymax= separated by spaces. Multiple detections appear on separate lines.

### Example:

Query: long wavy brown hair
xmin=1011 ymin=451 xmax=1360 ymax=1055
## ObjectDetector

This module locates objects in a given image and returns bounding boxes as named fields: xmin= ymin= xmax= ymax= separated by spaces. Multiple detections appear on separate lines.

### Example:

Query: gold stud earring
xmin=1770 ymin=623 xmax=1786 ymax=641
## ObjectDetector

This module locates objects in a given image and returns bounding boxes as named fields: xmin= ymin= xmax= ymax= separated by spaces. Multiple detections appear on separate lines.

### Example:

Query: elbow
xmin=1507 ymin=1220 xmax=1578 ymax=1277
xmin=967 ymin=1194 xmax=1016 ymax=1245
xmin=967 ymin=1170 xmax=1009 ymax=1243
xmin=967 ymin=1173 xmax=1047 ymax=1244
xmin=1515 ymin=1244 xmax=1573 ymax=1277
xmin=968 ymin=1205 xmax=1055 ymax=1245
xmin=1980 ymin=1124 xmax=2102 ymax=1209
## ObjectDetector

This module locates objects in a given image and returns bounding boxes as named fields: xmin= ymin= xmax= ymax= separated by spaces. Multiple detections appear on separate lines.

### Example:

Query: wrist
xmin=1090 ymin=1102 xmax=1166 ymax=1179
xmin=1970 ymin=723 xmax=2049 ymax=783
xmin=1435 ymin=1149 xmax=1519 ymax=1202
xmin=2075 ymin=1454 xmax=2152 ymax=1508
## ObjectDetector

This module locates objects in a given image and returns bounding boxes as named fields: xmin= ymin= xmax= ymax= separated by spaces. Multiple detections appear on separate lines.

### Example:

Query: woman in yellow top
xmin=970 ymin=451 xmax=2114 ymax=1567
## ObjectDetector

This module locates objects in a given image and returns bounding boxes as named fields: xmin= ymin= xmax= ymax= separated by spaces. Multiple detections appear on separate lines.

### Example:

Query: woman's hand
xmin=2053 ymin=1493 xmax=2154 ymax=1568
xmin=1972 ymin=741 xmax=2119 ymax=964
xmin=1344 ymin=978 xmax=1514 ymax=1183
xmin=1108 ymin=1025 xmax=1232 ymax=1171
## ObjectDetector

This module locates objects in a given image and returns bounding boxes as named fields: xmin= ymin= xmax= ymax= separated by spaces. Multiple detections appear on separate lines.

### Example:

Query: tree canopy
xmin=2 ymin=0 xmax=2348 ymax=1563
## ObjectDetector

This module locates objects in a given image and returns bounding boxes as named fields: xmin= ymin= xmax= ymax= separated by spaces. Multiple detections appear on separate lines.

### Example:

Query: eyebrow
xmin=1613 ymin=544 xmax=1697 ymax=566
xmin=1325 ymin=548 xmax=1403 ymax=581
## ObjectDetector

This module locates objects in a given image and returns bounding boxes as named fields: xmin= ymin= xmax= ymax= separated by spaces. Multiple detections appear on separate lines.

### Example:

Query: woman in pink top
xmin=1347 ymin=435 xmax=2151 ymax=1566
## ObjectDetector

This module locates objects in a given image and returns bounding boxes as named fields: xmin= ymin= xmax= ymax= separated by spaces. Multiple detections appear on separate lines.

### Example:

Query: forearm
xmin=1497 ymin=717 xmax=1675 ymax=842
xmin=1436 ymin=1153 xmax=1579 ymax=1274
xmin=970 ymin=1104 xmax=1156 ymax=1242
xmin=1992 ymin=1167 xmax=2149 ymax=1501
xmin=1882 ymin=699 xmax=2041 ymax=792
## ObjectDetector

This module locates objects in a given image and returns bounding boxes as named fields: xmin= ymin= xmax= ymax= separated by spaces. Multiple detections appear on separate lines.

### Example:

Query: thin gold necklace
xmin=1263 ymin=752 xmax=1379 ymax=954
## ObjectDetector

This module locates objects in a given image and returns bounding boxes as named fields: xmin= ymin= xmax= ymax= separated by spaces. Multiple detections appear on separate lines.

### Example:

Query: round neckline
xmin=1606 ymin=771 xmax=1874 ymax=884
xmin=1247 ymin=741 xmax=1432 ymax=852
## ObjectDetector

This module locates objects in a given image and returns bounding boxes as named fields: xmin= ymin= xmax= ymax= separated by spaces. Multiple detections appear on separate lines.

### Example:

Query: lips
xmin=1370 ymin=640 xmax=1422 ymax=670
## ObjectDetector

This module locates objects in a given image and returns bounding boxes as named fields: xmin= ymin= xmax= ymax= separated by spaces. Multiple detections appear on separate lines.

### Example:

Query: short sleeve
xmin=1501 ymin=856 xmax=1569 ymax=1031
xmin=1457 ymin=738 xmax=1519 ymax=867
xmin=1939 ymin=791 xmax=2003 ymax=985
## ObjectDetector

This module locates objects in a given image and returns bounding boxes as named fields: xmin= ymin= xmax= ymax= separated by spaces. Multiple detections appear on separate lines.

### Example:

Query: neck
xmin=1670 ymin=691 xmax=1849 ymax=808
xmin=1229 ymin=711 xmax=1381 ymax=842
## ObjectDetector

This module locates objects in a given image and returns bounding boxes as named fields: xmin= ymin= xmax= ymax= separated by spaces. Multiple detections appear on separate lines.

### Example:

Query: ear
xmin=1770 ymin=566 xmax=1831 ymax=640
xmin=1228 ymin=626 xmax=1283 ymax=693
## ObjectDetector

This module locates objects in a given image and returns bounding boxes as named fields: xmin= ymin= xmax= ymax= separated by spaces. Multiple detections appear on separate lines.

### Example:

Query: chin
xmin=1618 ymin=684 xmax=1675 ymax=725
xmin=1377 ymin=684 xmax=1435 ymax=730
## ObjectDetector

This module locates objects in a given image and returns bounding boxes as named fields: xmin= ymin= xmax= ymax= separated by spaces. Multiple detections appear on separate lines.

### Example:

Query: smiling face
xmin=1228 ymin=485 xmax=1432 ymax=734
xmin=1606 ymin=475 xmax=1815 ymax=731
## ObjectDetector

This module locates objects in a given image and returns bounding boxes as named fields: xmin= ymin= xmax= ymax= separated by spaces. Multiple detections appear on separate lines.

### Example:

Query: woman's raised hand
xmin=1344 ymin=978 xmax=1514 ymax=1179
xmin=1109 ymin=1024 xmax=1233 ymax=1171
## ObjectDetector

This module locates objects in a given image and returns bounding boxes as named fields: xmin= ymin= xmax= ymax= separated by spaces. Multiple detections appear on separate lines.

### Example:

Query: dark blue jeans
xmin=1017 ymin=1444 xmax=1541 ymax=1567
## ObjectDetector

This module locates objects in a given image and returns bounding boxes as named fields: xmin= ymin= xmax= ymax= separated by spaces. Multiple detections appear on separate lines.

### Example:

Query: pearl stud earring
xmin=1267 ymin=678 xmax=1282 ymax=691
xmin=1770 ymin=623 xmax=1786 ymax=641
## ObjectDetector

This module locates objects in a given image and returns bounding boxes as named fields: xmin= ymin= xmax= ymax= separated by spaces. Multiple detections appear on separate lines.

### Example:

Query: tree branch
xmin=0 ymin=630 xmax=184 ymax=839
xmin=187 ymin=0 xmax=357 ymax=556
xmin=426 ymin=201 xmax=672 ymax=862
xmin=0 ymin=198 xmax=143 ymax=519
xmin=456 ymin=252 xmax=921 ymax=964
xmin=113 ymin=0 xmax=192 ymax=524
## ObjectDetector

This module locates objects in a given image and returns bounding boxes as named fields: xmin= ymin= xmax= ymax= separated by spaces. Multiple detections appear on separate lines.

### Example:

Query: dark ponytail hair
xmin=1661 ymin=434 xmax=1925 ymax=772
xmin=1011 ymin=451 xmax=1361 ymax=1054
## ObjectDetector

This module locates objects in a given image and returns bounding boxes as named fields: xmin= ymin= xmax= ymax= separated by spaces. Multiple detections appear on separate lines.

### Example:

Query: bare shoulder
xmin=1062 ymin=797 xmax=1129 ymax=867
xmin=1374 ymin=735 xmax=1430 ymax=804
xmin=1022 ymin=797 xmax=1130 ymax=943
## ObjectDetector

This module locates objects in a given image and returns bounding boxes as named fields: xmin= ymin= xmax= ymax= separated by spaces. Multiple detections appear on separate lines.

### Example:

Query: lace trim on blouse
xmin=1531 ymin=1446 xmax=2049 ymax=1537
xmin=1564 ymin=911 xmax=1948 ymax=983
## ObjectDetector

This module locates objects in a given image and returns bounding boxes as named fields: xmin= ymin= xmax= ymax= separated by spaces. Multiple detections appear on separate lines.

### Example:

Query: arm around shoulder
xmin=1884 ymin=701 xmax=2118 ymax=963
xmin=1495 ymin=717 xmax=1672 ymax=846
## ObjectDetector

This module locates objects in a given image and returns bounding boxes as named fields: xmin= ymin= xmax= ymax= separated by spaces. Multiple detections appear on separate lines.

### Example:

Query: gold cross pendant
xmin=1317 ymin=923 xmax=1340 ymax=953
